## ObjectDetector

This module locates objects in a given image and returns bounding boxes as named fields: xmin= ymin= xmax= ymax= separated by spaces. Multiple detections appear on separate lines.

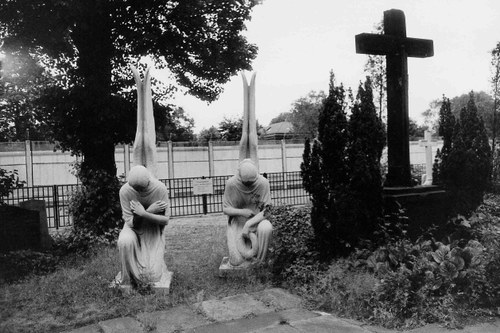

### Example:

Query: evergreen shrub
xmin=301 ymin=74 xmax=385 ymax=258
xmin=433 ymin=93 xmax=492 ymax=215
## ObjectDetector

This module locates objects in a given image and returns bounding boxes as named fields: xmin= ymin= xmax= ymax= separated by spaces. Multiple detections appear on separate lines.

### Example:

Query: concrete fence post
xmin=281 ymin=139 xmax=287 ymax=189
xmin=167 ymin=140 xmax=174 ymax=179
xmin=208 ymin=141 xmax=214 ymax=177
xmin=24 ymin=140 xmax=33 ymax=187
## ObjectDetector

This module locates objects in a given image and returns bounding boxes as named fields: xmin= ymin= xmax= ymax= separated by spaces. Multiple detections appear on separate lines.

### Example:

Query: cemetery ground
xmin=1 ymin=196 xmax=500 ymax=333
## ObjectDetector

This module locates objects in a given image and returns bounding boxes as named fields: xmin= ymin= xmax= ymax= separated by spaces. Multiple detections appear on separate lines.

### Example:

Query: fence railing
xmin=1 ymin=171 xmax=310 ymax=229
xmin=1 ymin=165 xmax=427 ymax=229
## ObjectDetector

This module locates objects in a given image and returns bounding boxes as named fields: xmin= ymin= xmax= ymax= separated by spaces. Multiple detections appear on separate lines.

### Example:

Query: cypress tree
xmin=432 ymin=96 xmax=455 ymax=184
xmin=343 ymin=78 xmax=385 ymax=243
xmin=301 ymin=72 xmax=348 ymax=258
xmin=436 ymin=92 xmax=492 ymax=215
xmin=301 ymin=74 xmax=385 ymax=258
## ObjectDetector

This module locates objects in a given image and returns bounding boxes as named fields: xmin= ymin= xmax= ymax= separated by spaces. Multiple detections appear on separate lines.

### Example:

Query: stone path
xmin=65 ymin=287 xmax=500 ymax=333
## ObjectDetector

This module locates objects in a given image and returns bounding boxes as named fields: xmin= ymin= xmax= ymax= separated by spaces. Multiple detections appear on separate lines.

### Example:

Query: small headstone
xmin=19 ymin=200 xmax=53 ymax=249
xmin=419 ymin=130 xmax=438 ymax=186
xmin=0 ymin=205 xmax=40 ymax=252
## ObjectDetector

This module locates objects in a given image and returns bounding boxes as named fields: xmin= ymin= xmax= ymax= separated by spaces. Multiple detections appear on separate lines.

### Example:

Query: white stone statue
xmin=114 ymin=66 xmax=172 ymax=290
xmin=221 ymin=73 xmax=273 ymax=271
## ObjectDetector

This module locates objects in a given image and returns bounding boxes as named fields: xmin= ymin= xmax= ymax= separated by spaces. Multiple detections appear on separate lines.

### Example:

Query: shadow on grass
xmin=0 ymin=221 xmax=273 ymax=333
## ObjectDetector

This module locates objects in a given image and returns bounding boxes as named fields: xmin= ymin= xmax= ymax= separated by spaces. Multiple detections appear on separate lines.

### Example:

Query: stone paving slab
xmin=251 ymin=288 xmax=302 ymax=310
xmin=136 ymin=305 xmax=210 ymax=333
xmin=67 ymin=324 xmax=102 ymax=333
xmin=289 ymin=314 xmax=373 ymax=333
xmin=187 ymin=308 xmax=319 ymax=333
xmin=251 ymin=323 xmax=302 ymax=333
xmin=99 ymin=316 xmax=144 ymax=333
xmin=195 ymin=293 xmax=272 ymax=322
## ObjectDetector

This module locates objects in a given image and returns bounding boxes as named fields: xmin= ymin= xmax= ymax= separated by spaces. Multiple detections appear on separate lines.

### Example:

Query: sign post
xmin=193 ymin=177 xmax=214 ymax=214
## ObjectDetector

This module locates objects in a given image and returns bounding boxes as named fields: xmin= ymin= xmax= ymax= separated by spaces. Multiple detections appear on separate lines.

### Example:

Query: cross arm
xmin=355 ymin=33 xmax=434 ymax=58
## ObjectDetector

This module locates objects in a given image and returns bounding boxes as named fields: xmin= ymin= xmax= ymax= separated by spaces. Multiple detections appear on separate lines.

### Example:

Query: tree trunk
xmin=72 ymin=0 xmax=116 ymax=183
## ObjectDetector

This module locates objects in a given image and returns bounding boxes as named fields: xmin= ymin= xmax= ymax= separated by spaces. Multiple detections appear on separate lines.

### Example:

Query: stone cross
xmin=419 ymin=130 xmax=438 ymax=186
xmin=355 ymin=9 xmax=434 ymax=187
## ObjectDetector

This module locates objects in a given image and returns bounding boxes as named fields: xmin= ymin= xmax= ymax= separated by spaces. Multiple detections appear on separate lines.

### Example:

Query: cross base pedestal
xmin=383 ymin=185 xmax=451 ymax=239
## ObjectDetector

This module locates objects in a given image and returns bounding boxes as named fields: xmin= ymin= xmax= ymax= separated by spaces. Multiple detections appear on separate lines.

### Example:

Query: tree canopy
xmin=0 ymin=0 xmax=259 ymax=177
xmin=0 ymin=0 xmax=260 ymax=238
xmin=269 ymin=90 xmax=326 ymax=139
xmin=423 ymin=92 xmax=495 ymax=138
xmin=0 ymin=50 xmax=53 ymax=141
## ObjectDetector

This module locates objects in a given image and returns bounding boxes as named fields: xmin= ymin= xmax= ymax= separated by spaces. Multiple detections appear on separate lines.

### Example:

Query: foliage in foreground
xmin=268 ymin=200 xmax=500 ymax=329
xmin=60 ymin=164 xmax=122 ymax=254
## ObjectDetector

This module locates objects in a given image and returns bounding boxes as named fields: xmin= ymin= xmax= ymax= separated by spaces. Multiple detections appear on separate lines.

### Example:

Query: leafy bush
xmin=0 ymin=168 xmax=24 ymax=202
xmin=294 ymin=259 xmax=377 ymax=319
xmin=62 ymin=163 xmax=122 ymax=253
xmin=266 ymin=205 xmax=319 ymax=281
xmin=278 ymin=195 xmax=500 ymax=329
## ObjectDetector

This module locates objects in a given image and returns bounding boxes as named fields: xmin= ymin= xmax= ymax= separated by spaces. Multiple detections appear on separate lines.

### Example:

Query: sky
xmin=156 ymin=0 xmax=500 ymax=133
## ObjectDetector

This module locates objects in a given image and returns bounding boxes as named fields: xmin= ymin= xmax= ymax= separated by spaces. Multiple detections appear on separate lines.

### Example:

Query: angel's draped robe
xmin=223 ymin=174 xmax=272 ymax=266
xmin=117 ymin=179 xmax=169 ymax=284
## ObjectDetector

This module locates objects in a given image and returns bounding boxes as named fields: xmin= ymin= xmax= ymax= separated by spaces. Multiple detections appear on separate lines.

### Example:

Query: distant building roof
xmin=264 ymin=121 xmax=293 ymax=135
xmin=262 ymin=121 xmax=294 ymax=140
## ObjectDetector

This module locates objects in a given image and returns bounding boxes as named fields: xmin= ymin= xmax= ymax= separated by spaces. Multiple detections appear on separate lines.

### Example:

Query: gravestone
xmin=0 ymin=205 xmax=40 ymax=252
xmin=356 ymin=9 xmax=451 ymax=236
xmin=356 ymin=9 xmax=433 ymax=187
xmin=19 ymin=200 xmax=53 ymax=250
xmin=419 ymin=130 xmax=438 ymax=186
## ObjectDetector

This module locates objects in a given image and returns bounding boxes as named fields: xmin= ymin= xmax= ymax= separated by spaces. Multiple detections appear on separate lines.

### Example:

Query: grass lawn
xmin=0 ymin=214 xmax=273 ymax=333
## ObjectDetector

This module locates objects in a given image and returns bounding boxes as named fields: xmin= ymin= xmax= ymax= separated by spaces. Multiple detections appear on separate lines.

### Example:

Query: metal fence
xmin=1 ymin=171 xmax=310 ymax=229
xmin=1 ymin=165 xmax=427 ymax=229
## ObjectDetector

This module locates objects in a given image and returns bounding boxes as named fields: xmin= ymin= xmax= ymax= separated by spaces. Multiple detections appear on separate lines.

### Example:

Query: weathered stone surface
xmin=290 ymin=314 xmax=372 ymax=333
xmin=195 ymin=293 xmax=270 ymax=322
xmin=66 ymin=324 xmax=101 ymax=333
xmin=356 ymin=9 xmax=434 ymax=187
xmin=99 ymin=317 xmax=143 ymax=333
xmin=186 ymin=308 xmax=318 ymax=333
xmin=111 ymin=263 xmax=172 ymax=294
xmin=251 ymin=288 xmax=302 ymax=310
xmin=19 ymin=200 xmax=53 ymax=249
xmin=137 ymin=305 xmax=209 ymax=333
xmin=0 ymin=205 xmax=40 ymax=252
xmin=250 ymin=323 xmax=301 ymax=333
xmin=219 ymin=256 xmax=254 ymax=278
